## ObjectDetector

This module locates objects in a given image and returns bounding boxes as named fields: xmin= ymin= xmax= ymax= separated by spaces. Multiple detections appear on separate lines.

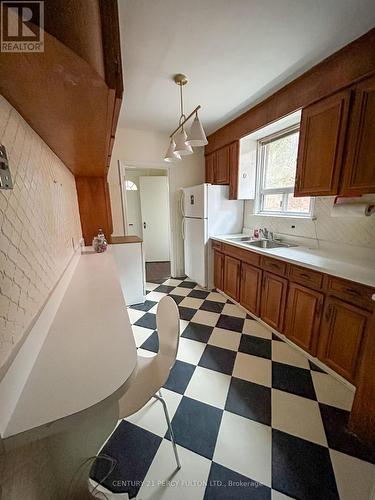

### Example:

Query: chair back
xmin=156 ymin=296 xmax=180 ymax=368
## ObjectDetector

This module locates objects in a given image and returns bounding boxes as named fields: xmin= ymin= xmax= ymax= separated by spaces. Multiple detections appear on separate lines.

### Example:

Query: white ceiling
xmin=118 ymin=0 xmax=375 ymax=135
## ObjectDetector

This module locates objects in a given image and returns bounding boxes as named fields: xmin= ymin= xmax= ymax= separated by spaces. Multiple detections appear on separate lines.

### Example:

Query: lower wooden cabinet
xmin=284 ymin=283 xmax=324 ymax=355
xmin=240 ymin=263 xmax=262 ymax=316
xmin=223 ymin=255 xmax=241 ymax=301
xmin=318 ymin=297 xmax=370 ymax=383
xmin=213 ymin=250 xmax=224 ymax=290
xmin=260 ymin=272 xmax=288 ymax=331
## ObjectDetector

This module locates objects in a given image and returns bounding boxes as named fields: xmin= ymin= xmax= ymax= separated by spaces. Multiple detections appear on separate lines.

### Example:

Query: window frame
xmin=254 ymin=125 xmax=313 ymax=218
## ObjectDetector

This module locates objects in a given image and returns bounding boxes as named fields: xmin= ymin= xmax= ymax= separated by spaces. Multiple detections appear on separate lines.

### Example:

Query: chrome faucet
xmin=260 ymin=228 xmax=274 ymax=241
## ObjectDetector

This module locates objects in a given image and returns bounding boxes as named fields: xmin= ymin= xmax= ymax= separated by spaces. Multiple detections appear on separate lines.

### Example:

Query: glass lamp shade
xmin=164 ymin=138 xmax=182 ymax=162
xmin=186 ymin=114 xmax=208 ymax=146
xmin=174 ymin=128 xmax=193 ymax=156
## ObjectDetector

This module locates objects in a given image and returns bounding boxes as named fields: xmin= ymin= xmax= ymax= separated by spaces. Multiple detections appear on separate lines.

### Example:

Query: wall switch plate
xmin=0 ymin=145 xmax=13 ymax=190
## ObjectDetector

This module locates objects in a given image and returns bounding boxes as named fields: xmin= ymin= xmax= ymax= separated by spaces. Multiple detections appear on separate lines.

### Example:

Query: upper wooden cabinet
xmin=295 ymin=74 xmax=375 ymax=197
xmin=295 ymin=90 xmax=351 ymax=196
xmin=341 ymin=74 xmax=375 ymax=195
xmin=205 ymin=141 xmax=240 ymax=198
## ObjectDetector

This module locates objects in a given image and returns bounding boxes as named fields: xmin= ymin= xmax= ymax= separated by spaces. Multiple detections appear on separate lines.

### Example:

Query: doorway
xmin=120 ymin=165 xmax=172 ymax=284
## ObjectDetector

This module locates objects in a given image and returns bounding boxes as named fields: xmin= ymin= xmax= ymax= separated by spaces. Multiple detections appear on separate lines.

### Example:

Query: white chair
xmin=88 ymin=296 xmax=181 ymax=499
xmin=117 ymin=295 xmax=181 ymax=469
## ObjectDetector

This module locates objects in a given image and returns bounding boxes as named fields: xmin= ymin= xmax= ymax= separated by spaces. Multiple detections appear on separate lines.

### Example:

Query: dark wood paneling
xmin=295 ymin=90 xmax=351 ymax=196
xmin=212 ymin=240 xmax=223 ymax=251
xmin=206 ymin=29 xmax=375 ymax=154
xmin=0 ymin=0 xmax=123 ymax=177
xmin=240 ymin=263 xmax=262 ymax=316
xmin=341 ymin=74 xmax=375 ymax=194
xmin=318 ymin=297 xmax=369 ymax=383
xmin=284 ymin=283 xmax=324 ymax=355
xmin=260 ymin=271 xmax=288 ymax=331
xmin=205 ymin=153 xmax=215 ymax=183
xmin=349 ymin=307 xmax=375 ymax=444
xmin=223 ymin=255 xmax=241 ymax=301
xmin=76 ymin=177 xmax=113 ymax=245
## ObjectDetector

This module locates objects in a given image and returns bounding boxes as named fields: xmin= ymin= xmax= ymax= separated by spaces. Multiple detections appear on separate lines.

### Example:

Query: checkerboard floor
xmin=91 ymin=278 xmax=375 ymax=499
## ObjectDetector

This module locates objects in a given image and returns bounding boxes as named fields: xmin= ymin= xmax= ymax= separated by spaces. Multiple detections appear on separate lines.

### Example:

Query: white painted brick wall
xmin=0 ymin=95 xmax=82 ymax=372
xmin=244 ymin=196 xmax=375 ymax=249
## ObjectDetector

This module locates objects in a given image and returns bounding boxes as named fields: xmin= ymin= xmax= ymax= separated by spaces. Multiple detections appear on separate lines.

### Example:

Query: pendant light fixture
xmin=164 ymin=74 xmax=207 ymax=162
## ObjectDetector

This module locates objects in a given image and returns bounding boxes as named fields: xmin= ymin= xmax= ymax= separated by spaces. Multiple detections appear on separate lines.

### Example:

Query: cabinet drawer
xmin=326 ymin=276 xmax=375 ymax=311
xmin=212 ymin=240 xmax=222 ymax=251
xmin=222 ymin=243 xmax=260 ymax=267
xmin=288 ymin=264 xmax=323 ymax=290
xmin=261 ymin=256 xmax=287 ymax=277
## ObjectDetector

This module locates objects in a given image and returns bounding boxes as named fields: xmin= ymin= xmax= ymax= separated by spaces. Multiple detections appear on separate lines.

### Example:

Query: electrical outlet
xmin=0 ymin=145 xmax=13 ymax=190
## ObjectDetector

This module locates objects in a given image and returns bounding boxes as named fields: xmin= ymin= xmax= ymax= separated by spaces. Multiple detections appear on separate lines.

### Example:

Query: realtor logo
xmin=1 ymin=1 xmax=44 ymax=52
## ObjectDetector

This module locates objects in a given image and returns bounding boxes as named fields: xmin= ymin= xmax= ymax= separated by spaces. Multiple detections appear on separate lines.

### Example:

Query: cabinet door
xmin=260 ymin=272 xmax=288 ymax=331
xmin=228 ymin=141 xmax=240 ymax=200
xmin=284 ymin=283 xmax=324 ymax=355
xmin=294 ymin=90 xmax=351 ymax=196
xmin=214 ymin=250 xmax=224 ymax=291
xmin=215 ymin=146 xmax=230 ymax=184
xmin=318 ymin=297 xmax=369 ymax=384
xmin=205 ymin=152 xmax=215 ymax=183
xmin=341 ymin=74 xmax=375 ymax=194
xmin=240 ymin=262 xmax=262 ymax=316
xmin=223 ymin=255 xmax=241 ymax=301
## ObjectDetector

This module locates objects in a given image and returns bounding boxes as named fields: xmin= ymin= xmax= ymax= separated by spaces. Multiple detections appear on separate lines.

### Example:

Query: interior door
xmin=139 ymin=176 xmax=170 ymax=262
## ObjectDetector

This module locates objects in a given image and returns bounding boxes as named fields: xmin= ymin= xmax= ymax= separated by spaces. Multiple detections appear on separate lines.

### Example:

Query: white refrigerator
xmin=181 ymin=183 xmax=244 ymax=288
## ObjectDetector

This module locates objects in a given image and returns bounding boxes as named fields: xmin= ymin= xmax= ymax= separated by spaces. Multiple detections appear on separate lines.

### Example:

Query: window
xmin=255 ymin=126 xmax=312 ymax=217
xmin=125 ymin=180 xmax=138 ymax=191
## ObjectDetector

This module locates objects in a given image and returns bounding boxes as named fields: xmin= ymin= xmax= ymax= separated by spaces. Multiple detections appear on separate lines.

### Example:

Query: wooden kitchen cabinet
xmin=215 ymin=146 xmax=230 ymax=184
xmin=284 ymin=283 xmax=324 ymax=355
xmin=294 ymin=90 xmax=351 ymax=196
xmin=205 ymin=152 xmax=215 ymax=183
xmin=341 ymin=74 xmax=375 ymax=195
xmin=214 ymin=250 xmax=224 ymax=291
xmin=205 ymin=141 xmax=239 ymax=194
xmin=318 ymin=297 xmax=370 ymax=384
xmin=223 ymin=255 xmax=241 ymax=301
xmin=260 ymin=271 xmax=288 ymax=331
xmin=240 ymin=263 xmax=262 ymax=316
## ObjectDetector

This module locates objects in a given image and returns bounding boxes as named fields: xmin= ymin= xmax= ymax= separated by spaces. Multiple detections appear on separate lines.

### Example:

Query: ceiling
xmin=118 ymin=0 xmax=375 ymax=135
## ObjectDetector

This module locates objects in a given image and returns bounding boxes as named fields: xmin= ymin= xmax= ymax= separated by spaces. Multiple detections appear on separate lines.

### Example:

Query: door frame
xmin=118 ymin=160 xmax=176 ymax=277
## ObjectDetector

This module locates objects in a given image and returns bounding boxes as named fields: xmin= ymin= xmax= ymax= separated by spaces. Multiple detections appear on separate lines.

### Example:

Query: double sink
xmin=226 ymin=236 xmax=297 ymax=249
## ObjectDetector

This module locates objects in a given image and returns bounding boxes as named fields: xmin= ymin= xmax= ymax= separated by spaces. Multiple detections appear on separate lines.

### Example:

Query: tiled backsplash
xmin=244 ymin=196 xmax=375 ymax=250
xmin=0 ymin=96 xmax=82 ymax=374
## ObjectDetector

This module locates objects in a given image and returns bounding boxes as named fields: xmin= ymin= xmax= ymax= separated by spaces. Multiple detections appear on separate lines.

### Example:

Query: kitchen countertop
xmin=212 ymin=234 xmax=375 ymax=288
xmin=2 ymin=248 xmax=137 ymax=438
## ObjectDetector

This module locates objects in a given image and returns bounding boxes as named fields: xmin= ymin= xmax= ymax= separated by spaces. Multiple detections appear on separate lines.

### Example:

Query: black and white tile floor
xmin=92 ymin=278 xmax=375 ymax=500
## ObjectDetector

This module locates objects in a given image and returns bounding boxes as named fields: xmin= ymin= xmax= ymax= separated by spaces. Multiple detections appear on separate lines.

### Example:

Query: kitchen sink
xmin=226 ymin=236 xmax=253 ymax=242
xmin=245 ymin=239 xmax=297 ymax=249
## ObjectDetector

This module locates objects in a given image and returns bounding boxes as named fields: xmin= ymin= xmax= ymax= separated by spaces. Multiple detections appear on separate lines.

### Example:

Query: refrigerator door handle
xmin=182 ymin=218 xmax=186 ymax=240
xmin=180 ymin=190 xmax=185 ymax=217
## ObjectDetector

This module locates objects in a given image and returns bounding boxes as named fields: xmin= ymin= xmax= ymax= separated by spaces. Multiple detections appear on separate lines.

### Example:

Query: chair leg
xmin=154 ymin=393 xmax=181 ymax=470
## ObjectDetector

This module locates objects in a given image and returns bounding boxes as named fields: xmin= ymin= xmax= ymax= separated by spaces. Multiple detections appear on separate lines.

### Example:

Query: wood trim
xmin=349 ymin=307 xmax=375 ymax=444
xmin=205 ymin=28 xmax=375 ymax=154
xmin=111 ymin=236 xmax=143 ymax=244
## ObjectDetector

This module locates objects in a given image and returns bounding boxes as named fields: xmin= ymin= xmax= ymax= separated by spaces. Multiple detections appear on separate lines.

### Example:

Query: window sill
xmin=253 ymin=212 xmax=316 ymax=220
